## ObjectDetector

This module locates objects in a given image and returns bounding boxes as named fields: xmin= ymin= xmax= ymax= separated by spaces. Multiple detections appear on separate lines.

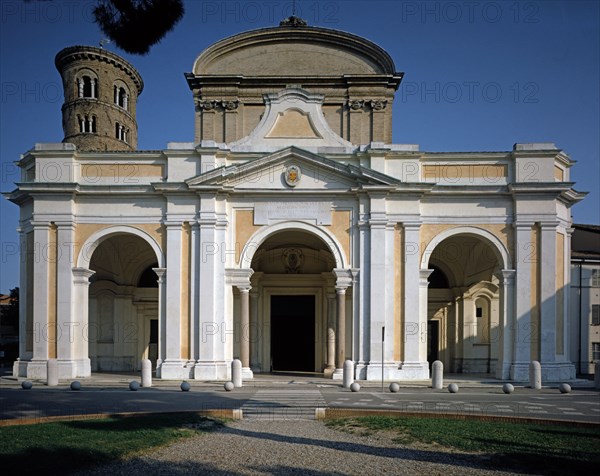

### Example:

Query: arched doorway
xmin=423 ymin=229 xmax=510 ymax=375
xmin=86 ymin=233 xmax=160 ymax=372
xmin=232 ymin=224 xmax=352 ymax=377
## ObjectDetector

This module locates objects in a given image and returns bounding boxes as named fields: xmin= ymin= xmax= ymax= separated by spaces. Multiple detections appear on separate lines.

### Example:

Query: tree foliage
xmin=93 ymin=0 xmax=185 ymax=55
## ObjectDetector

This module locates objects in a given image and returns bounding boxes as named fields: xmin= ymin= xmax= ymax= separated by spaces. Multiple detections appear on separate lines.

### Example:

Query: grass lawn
xmin=327 ymin=416 xmax=600 ymax=473
xmin=0 ymin=413 xmax=221 ymax=475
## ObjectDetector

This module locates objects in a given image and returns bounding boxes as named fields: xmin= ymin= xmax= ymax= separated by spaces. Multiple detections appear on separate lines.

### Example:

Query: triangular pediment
xmin=186 ymin=146 xmax=400 ymax=191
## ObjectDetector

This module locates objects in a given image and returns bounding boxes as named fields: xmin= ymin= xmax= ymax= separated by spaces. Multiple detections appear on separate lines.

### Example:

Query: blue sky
xmin=1 ymin=0 xmax=599 ymax=293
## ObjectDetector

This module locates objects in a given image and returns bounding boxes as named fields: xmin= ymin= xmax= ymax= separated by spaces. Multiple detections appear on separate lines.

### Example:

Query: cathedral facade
xmin=6 ymin=20 xmax=585 ymax=381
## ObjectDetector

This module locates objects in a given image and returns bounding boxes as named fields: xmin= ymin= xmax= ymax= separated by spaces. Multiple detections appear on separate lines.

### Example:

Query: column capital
xmin=333 ymin=268 xmax=353 ymax=290
xmin=153 ymin=267 xmax=167 ymax=284
xmin=72 ymin=267 xmax=95 ymax=284
xmin=495 ymin=269 xmax=516 ymax=285
xmin=419 ymin=268 xmax=434 ymax=286
xmin=225 ymin=268 xmax=254 ymax=287
xmin=237 ymin=286 xmax=251 ymax=293
xmin=539 ymin=220 xmax=559 ymax=230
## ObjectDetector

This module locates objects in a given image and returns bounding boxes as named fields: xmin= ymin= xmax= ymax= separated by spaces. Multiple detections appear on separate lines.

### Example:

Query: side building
xmin=570 ymin=224 xmax=600 ymax=375
xmin=4 ymin=20 xmax=586 ymax=381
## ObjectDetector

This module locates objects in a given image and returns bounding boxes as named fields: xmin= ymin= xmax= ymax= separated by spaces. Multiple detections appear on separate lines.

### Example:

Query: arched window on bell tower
xmin=78 ymin=75 xmax=97 ymax=99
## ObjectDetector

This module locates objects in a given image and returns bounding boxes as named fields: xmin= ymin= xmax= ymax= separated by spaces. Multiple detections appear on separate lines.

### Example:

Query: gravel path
xmin=78 ymin=419 xmax=520 ymax=475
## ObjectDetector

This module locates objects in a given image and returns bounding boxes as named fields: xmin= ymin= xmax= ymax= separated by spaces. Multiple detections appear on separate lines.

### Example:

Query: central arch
xmin=235 ymin=222 xmax=350 ymax=376
xmin=239 ymin=221 xmax=348 ymax=270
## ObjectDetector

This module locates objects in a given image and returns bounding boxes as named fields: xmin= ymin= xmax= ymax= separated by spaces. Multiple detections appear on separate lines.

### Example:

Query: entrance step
xmin=241 ymin=389 xmax=326 ymax=420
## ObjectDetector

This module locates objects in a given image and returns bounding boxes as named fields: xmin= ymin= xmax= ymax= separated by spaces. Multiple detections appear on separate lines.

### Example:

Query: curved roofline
xmin=55 ymin=45 xmax=144 ymax=94
xmin=192 ymin=25 xmax=398 ymax=76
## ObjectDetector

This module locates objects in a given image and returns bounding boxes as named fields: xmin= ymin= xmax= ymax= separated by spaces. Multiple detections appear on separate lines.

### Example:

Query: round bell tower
xmin=55 ymin=46 xmax=143 ymax=151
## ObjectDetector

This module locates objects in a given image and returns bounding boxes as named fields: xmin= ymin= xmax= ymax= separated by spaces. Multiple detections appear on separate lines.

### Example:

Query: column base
xmin=509 ymin=362 xmax=531 ymax=381
xmin=242 ymin=367 xmax=254 ymax=379
xmin=365 ymin=362 xmax=418 ymax=380
xmin=355 ymin=362 xmax=367 ymax=380
xmin=323 ymin=366 xmax=336 ymax=378
xmin=540 ymin=361 xmax=576 ymax=381
xmin=495 ymin=360 xmax=512 ymax=380
xmin=193 ymin=361 xmax=229 ymax=380
xmin=331 ymin=368 xmax=344 ymax=380
xmin=16 ymin=359 xmax=91 ymax=380
xmin=395 ymin=361 xmax=430 ymax=380
xmin=158 ymin=359 xmax=188 ymax=379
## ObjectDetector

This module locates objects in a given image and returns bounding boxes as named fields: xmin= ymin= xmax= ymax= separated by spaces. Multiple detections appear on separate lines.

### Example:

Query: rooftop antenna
xmin=99 ymin=38 xmax=111 ymax=49
xmin=292 ymin=0 xmax=297 ymax=16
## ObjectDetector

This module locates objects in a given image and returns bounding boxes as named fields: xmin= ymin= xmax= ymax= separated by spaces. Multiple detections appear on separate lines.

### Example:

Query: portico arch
xmin=420 ymin=226 xmax=514 ymax=377
xmin=421 ymin=226 xmax=511 ymax=270
xmin=77 ymin=225 xmax=164 ymax=269
xmin=239 ymin=220 xmax=349 ymax=270
xmin=76 ymin=226 xmax=164 ymax=373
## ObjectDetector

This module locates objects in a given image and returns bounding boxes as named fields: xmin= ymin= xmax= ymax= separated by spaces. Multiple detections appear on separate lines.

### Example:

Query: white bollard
xmin=141 ymin=359 xmax=152 ymax=388
xmin=432 ymin=360 xmax=443 ymax=390
xmin=343 ymin=359 xmax=354 ymax=388
xmin=232 ymin=359 xmax=242 ymax=388
xmin=595 ymin=361 xmax=600 ymax=390
xmin=529 ymin=360 xmax=542 ymax=390
xmin=47 ymin=358 xmax=58 ymax=386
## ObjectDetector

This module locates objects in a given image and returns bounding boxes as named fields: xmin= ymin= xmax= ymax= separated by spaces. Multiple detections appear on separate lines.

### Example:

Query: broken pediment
xmin=266 ymin=109 xmax=321 ymax=139
xmin=229 ymin=88 xmax=355 ymax=153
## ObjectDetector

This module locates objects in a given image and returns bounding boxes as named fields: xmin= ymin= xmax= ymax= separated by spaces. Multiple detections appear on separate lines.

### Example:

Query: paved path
xmin=241 ymin=389 xmax=326 ymax=420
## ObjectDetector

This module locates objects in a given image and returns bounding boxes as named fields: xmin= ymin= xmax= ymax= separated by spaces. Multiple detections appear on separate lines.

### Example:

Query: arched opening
xmin=87 ymin=234 xmax=159 ymax=372
xmin=243 ymin=228 xmax=344 ymax=375
xmin=425 ymin=233 xmax=503 ymax=374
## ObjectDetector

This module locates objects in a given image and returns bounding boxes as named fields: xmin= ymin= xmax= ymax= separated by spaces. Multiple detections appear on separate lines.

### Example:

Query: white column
xmin=539 ymin=222 xmax=557 ymax=362
xmin=399 ymin=223 xmax=429 ymax=378
xmin=238 ymin=286 xmax=251 ymax=375
xmin=538 ymin=222 xmax=575 ymax=380
xmin=495 ymin=269 xmax=516 ymax=379
xmin=335 ymin=287 xmax=347 ymax=369
xmin=511 ymin=222 xmax=533 ymax=380
xmin=160 ymin=223 xmax=184 ymax=378
xmin=355 ymin=217 xmax=369 ymax=379
xmin=123 ymin=93 xmax=128 ymax=110
xmin=332 ymin=269 xmax=353 ymax=380
xmin=153 ymin=267 xmax=166 ymax=377
xmin=72 ymin=267 xmax=95 ymax=377
xmin=92 ymin=78 xmax=97 ymax=98
xmin=250 ymin=290 xmax=259 ymax=371
xmin=28 ymin=223 xmax=50 ymax=378
xmin=56 ymin=224 xmax=77 ymax=378
xmin=78 ymin=79 xmax=83 ymax=98
xmin=418 ymin=269 xmax=433 ymax=361
xmin=326 ymin=293 xmax=336 ymax=374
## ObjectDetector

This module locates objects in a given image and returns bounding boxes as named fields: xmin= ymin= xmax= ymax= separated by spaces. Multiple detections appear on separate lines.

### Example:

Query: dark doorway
xmin=427 ymin=320 xmax=439 ymax=367
xmin=271 ymin=295 xmax=315 ymax=372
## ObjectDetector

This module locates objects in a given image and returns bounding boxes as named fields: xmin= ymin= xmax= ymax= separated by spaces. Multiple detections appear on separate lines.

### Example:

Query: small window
xmin=476 ymin=307 xmax=483 ymax=318
xmin=114 ymin=85 xmax=128 ymax=110
xmin=593 ymin=343 xmax=600 ymax=361
xmin=592 ymin=269 xmax=600 ymax=288
xmin=78 ymin=75 xmax=96 ymax=99
xmin=592 ymin=305 xmax=600 ymax=326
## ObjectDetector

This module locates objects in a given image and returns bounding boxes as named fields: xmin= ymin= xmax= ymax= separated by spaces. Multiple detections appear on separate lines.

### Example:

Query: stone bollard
xmin=529 ymin=361 xmax=542 ymax=389
xmin=595 ymin=361 xmax=600 ymax=390
xmin=343 ymin=360 xmax=354 ymax=388
xmin=47 ymin=358 xmax=58 ymax=386
xmin=232 ymin=359 xmax=242 ymax=388
xmin=432 ymin=360 xmax=443 ymax=390
xmin=141 ymin=359 xmax=152 ymax=388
